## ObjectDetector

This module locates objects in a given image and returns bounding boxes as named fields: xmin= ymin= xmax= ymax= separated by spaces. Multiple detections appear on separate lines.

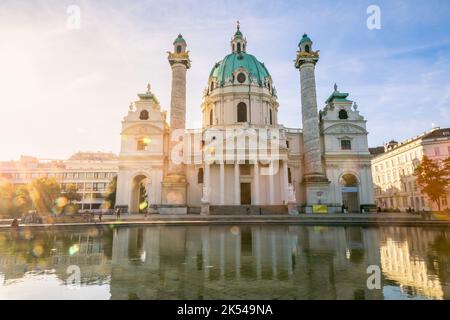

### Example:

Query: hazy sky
xmin=1 ymin=0 xmax=449 ymax=161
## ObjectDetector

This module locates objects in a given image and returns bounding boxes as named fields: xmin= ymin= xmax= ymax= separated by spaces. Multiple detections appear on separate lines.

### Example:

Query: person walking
xmin=99 ymin=211 xmax=102 ymax=222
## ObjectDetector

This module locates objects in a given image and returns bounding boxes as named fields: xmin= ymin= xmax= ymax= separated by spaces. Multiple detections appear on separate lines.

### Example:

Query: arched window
xmin=338 ymin=109 xmax=348 ymax=120
xmin=237 ymin=73 xmax=246 ymax=83
xmin=176 ymin=45 xmax=182 ymax=53
xmin=198 ymin=168 xmax=204 ymax=184
xmin=237 ymin=42 xmax=241 ymax=52
xmin=137 ymin=138 xmax=149 ymax=151
xmin=237 ymin=102 xmax=247 ymax=122
xmin=232 ymin=44 xmax=235 ymax=52
xmin=139 ymin=110 xmax=149 ymax=120
xmin=305 ymin=45 xmax=310 ymax=53
xmin=269 ymin=108 xmax=273 ymax=125
xmin=341 ymin=139 xmax=352 ymax=150
xmin=209 ymin=109 xmax=213 ymax=126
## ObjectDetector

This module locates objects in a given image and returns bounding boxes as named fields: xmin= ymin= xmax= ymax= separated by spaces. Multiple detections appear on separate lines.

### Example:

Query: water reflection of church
xmin=0 ymin=226 xmax=449 ymax=299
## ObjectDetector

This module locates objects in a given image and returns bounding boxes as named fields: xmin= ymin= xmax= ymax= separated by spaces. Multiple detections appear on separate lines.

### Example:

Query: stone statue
xmin=288 ymin=184 xmax=296 ymax=202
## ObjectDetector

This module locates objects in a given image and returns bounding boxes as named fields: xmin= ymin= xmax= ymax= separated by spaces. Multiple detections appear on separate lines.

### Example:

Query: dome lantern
xmin=230 ymin=20 xmax=247 ymax=53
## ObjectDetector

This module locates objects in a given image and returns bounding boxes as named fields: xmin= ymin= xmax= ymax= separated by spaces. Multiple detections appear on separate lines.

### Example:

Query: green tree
xmin=104 ymin=176 xmax=117 ymax=209
xmin=139 ymin=182 xmax=148 ymax=213
xmin=414 ymin=156 xmax=447 ymax=211
xmin=29 ymin=177 xmax=61 ymax=214
xmin=0 ymin=181 xmax=15 ymax=217
xmin=14 ymin=184 xmax=32 ymax=216
xmin=63 ymin=183 xmax=81 ymax=203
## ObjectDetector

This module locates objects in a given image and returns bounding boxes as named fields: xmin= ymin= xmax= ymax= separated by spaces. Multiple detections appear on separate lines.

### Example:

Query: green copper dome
xmin=173 ymin=34 xmax=186 ymax=45
xmin=298 ymin=33 xmax=311 ymax=46
xmin=209 ymin=52 xmax=271 ymax=86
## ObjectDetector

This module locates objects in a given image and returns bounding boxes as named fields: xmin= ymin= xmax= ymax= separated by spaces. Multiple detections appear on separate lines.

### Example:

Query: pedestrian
xmin=11 ymin=218 xmax=19 ymax=228
xmin=99 ymin=211 xmax=102 ymax=222
xmin=117 ymin=208 xmax=121 ymax=220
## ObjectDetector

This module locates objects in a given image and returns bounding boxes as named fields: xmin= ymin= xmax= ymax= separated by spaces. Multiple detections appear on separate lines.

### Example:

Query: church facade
xmin=115 ymin=25 xmax=374 ymax=214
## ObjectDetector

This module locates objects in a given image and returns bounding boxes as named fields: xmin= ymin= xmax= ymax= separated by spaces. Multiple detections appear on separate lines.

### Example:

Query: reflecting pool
xmin=0 ymin=225 xmax=449 ymax=300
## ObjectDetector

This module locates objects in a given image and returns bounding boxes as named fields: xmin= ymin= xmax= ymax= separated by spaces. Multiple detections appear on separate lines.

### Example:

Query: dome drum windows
xmin=237 ymin=102 xmax=247 ymax=123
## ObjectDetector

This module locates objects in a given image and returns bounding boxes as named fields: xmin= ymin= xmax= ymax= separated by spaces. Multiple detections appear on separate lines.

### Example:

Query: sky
xmin=0 ymin=0 xmax=449 ymax=161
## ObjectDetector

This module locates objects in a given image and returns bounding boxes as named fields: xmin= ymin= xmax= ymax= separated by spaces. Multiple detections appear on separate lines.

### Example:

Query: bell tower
xmin=295 ymin=34 xmax=330 ymax=211
xmin=161 ymin=34 xmax=191 ymax=214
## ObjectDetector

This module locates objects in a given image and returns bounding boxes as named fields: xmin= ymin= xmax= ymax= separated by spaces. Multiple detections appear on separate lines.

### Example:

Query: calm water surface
xmin=0 ymin=224 xmax=449 ymax=300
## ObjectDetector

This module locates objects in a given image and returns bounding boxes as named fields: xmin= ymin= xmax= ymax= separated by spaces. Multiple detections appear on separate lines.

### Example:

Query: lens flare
xmin=139 ymin=201 xmax=148 ymax=210
xmin=56 ymin=196 xmax=68 ymax=207
xmin=230 ymin=226 xmax=240 ymax=235
xmin=32 ymin=245 xmax=44 ymax=257
xmin=69 ymin=244 xmax=79 ymax=256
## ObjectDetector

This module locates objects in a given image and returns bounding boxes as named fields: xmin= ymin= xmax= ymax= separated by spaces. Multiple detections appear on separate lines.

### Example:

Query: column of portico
xmin=201 ymin=162 xmax=211 ymax=215
xmin=220 ymin=162 xmax=225 ymax=205
xmin=269 ymin=161 xmax=274 ymax=204
xmin=234 ymin=162 xmax=240 ymax=204
xmin=254 ymin=161 xmax=260 ymax=205
xmin=283 ymin=160 xmax=289 ymax=203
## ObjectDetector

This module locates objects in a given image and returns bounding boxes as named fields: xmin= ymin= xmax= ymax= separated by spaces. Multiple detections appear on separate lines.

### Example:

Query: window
xmin=176 ymin=45 xmax=182 ymax=53
xmin=139 ymin=110 xmax=149 ymax=120
xmin=286 ymin=140 xmax=290 ymax=149
xmin=305 ymin=45 xmax=310 ymax=53
xmin=210 ymin=82 xmax=214 ymax=92
xmin=237 ymin=102 xmax=247 ymax=122
xmin=209 ymin=109 xmax=213 ymax=126
xmin=269 ymin=108 xmax=273 ymax=125
xmin=338 ymin=109 xmax=348 ymax=119
xmin=137 ymin=138 xmax=149 ymax=151
xmin=197 ymin=168 xmax=204 ymax=184
xmin=237 ymin=42 xmax=241 ymax=52
xmin=341 ymin=139 xmax=351 ymax=150
xmin=288 ymin=168 xmax=292 ymax=183
xmin=237 ymin=73 xmax=246 ymax=83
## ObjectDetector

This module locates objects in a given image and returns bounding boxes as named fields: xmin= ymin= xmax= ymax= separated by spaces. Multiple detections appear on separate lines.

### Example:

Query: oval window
xmin=237 ymin=73 xmax=246 ymax=84
xmin=139 ymin=110 xmax=149 ymax=120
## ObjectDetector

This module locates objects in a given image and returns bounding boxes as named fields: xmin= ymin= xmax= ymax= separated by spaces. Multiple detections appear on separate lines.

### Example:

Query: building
xmin=0 ymin=152 xmax=118 ymax=211
xmin=370 ymin=127 xmax=450 ymax=212
xmin=115 ymin=24 xmax=374 ymax=214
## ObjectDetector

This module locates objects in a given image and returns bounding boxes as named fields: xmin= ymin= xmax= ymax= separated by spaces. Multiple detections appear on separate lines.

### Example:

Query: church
xmin=115 ymin=24 xmax=374 ymax=215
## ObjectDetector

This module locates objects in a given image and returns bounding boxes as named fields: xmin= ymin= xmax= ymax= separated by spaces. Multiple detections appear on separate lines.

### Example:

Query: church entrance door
xmin=240 ymin=183 xmax=251 ymax=205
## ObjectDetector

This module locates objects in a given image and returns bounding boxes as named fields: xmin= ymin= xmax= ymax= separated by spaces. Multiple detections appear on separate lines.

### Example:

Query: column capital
xmin=294 ymin=51 xmax=319 ymax=69
xmin=168 ymin=52 xmax=191 ymax=69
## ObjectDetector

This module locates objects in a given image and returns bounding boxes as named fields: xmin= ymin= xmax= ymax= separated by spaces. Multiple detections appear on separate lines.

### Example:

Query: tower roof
xmin=325 ymin=84 xmax=352 ymax=103
xmin=298 ymin=33 xmax=312 ymax=46
xmin=173 ymin=34 xmax=186 ymax=45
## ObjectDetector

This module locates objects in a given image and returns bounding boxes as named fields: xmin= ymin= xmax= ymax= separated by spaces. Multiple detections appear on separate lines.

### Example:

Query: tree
xmin=0 ymin=181 xmax=15 ymax=217
xmin=139 ymin=182 xmax=148 ymax=213
xmin=63 ymin=184 xmax=81 ymax=203
xmin=14 ymin=184 xmax=32 ymax=215
xmin=104 ymin=176 xmax=117 ymax=209
xmin=414 ymin=156 xmax=447 ymax=211
xmin=29 ymin=177 xmax=61 ymax=214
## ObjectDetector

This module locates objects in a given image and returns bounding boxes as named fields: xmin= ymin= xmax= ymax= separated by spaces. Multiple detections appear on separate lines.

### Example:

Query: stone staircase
xmin=210 ymin=205 xmax=288 ymax=215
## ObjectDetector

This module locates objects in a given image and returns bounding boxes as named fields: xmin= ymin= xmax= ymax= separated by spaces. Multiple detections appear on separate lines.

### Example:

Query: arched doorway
xmin=340 ymin=173 xmax=359 ymax=213
xmin=130 ymin=174 xmax=150 ymax=214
